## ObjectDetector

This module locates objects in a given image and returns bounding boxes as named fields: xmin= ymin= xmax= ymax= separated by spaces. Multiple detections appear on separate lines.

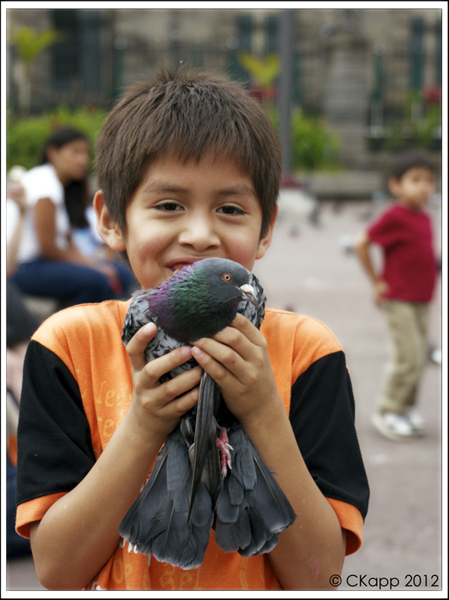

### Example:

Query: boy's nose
xmin=178 ymin=216 xmax=221 ymax=252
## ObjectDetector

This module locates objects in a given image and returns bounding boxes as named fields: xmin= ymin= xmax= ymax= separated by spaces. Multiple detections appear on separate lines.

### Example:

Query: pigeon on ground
xmin=119 ymin=258 xmax=296 ymax=569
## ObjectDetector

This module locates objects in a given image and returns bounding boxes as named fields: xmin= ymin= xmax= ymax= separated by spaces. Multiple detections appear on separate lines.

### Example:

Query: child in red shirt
xmin=355 ymin=151 xmax=438 ymax=441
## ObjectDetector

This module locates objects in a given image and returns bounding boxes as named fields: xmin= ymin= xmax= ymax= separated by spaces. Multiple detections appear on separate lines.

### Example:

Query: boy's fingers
xmin=192 ymin=342 xmax=232 ymax=383
xmin=157 ymin=367 xmax=202 ymax=408
xmin=214 ymin=313 xmax=262 ymax=348
xmin=126 ymin=324 xmax=196 ymax=383
xmin=192 ymin=338 xmax=255 ymax=389
xmin=141 ymin=346 xmax=197 ymax=388
xmin=150 ymin=367 xmax=201 ymax=407
xmin=196 ymin=314 xmax=265 ymax=363
xmin=229 ymin=313 xmax=265 ymax=345
xmin=169 ymin=385 xmax=200 ymax=416
xmin=126 ymin=323 xmax=157 ymax=371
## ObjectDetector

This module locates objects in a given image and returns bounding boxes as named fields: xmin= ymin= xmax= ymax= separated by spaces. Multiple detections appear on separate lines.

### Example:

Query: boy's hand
xmin=192 ymin=313 xmax=281 ymax=429
xmin=374 ymin=279 xmax=389 ymax=306
xmin=126 ymin=323 xmax=202 ymax=446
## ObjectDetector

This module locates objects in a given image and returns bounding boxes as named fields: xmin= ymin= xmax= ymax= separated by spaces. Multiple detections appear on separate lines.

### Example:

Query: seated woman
xmin=9 ymin=127 xmax=136 ymax=306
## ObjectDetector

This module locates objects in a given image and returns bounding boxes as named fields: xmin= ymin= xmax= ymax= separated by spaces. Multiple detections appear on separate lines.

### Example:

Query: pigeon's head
xmin=146 ymin=258 xmax=258 ymax=343
xmin=197 ymin=257 xmax=256 ymax=307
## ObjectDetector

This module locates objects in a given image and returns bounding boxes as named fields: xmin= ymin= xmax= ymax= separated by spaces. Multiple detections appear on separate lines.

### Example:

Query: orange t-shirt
xmin=16 ymin=301 xmax=367 ymax=590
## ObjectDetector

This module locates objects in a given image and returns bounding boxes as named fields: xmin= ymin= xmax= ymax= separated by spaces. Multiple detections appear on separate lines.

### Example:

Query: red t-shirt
xmin=367 ymin=202 xmax=436 ymax=303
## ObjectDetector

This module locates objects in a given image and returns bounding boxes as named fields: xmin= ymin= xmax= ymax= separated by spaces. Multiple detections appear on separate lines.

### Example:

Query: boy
xmin=355 ymin=151 xmax=438 ymax=441
xmin=16 ymin=69 xmax=369 ymax=590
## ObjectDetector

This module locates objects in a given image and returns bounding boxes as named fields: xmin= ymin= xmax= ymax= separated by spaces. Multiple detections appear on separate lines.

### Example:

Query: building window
xmin=50 ymin=9 xmax=101 ymax=95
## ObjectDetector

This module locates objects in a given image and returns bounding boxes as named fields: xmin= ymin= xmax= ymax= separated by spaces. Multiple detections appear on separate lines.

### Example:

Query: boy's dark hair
xmin=95 ymin=68 xmax=282 ymax=238
xmin=389 ymin=150 xmax=436 ymax=181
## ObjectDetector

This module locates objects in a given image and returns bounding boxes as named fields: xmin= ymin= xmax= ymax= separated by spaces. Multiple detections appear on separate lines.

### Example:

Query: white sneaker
xmin=406 ymin=407 xmax=426 ymax=435
xmin=372 ymin=411 xmax=415 ymax=441
xmin=429 ymin=349 xmax=441 ymax=365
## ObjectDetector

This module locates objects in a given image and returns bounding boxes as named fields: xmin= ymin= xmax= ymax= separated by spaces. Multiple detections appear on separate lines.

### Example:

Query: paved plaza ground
xmin=5 ymin=199 xmax=445 ymax=593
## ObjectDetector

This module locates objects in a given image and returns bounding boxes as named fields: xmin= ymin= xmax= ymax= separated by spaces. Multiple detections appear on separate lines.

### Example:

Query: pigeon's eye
xmin=221 ymin=273 xmax=232 ymax=282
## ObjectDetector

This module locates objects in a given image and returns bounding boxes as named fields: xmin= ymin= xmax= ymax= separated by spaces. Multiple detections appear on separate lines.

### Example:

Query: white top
xmin=6 ymin=197 xmax=20 ymax=244
xmin=16 ymin=163 xmax=71 ymax=264
xmin=72 ymin=206 xmax=104 ymax=257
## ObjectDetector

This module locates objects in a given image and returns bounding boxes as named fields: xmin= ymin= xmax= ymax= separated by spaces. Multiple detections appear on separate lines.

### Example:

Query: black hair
xmin=40 ymin=127 xmax=90 ymax=228
xmin=39 ymin=127 xmax=89 ymax=165
xmin=389 ymin=151 xmax=436 ymax=181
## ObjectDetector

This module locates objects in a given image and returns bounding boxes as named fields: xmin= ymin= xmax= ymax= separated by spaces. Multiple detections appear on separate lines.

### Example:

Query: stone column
xmin=323 ymin=33 xmax=370 ymax=168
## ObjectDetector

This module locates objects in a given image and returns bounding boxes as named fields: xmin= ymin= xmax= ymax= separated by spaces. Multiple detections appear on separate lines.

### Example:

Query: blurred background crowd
xmin=4 ymin=3 xmax=445 ymax=592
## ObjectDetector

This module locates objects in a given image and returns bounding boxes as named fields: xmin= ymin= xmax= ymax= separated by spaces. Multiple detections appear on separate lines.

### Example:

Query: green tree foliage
xmin=268 ymin=107 xmax=340 ymax=172
xmin=10 ymin=26 xmax=61 ymax=65
xmin=238 ymin=53 xmax=281 ymax=88
xmin=7 ymin=106 xmax=108 ymax=171
xmin=9 ymin=26 xmax=61 ymax=116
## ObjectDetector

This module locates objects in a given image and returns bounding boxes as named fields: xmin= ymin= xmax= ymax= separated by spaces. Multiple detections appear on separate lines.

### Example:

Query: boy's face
xmin=98 ymin=153 xmax=275 ymax=290
xmin=388 ymin=166 xmax=436 ymax=210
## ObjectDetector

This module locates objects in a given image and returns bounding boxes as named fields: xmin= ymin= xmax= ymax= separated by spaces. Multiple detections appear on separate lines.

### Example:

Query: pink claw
xmin=217 ymin=428 xmax=233 ymax=478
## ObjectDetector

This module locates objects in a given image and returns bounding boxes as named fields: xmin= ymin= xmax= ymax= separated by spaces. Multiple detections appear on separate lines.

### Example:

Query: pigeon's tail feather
xmin=214 ymin=426 xmax=296 ymax=556
xmin=166 ymin=429 xmax=193 ymax=513
xmin=119 ymin=427 xmax=213 ymax=569
xmin=238 ymin=507 xmax=278 ymax=557
xmin=188 ymin=372 xmax=220 ymax=520
xmin=214 ymin=503 xmax=252 ymax=552
xmin=249 ymin=454 xmax=297 ymax=532
xmin=119 ymin=444 xmax=169 ymax=545
xmin=149 ymin=492 xmax=212 ymax=569
xmin=235 ymin=428 xmax=296 ymax=534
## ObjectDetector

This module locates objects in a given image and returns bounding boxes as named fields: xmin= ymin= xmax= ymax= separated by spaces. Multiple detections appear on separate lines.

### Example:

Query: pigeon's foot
xmin=217 ymin=428 xmax=233 ymax=478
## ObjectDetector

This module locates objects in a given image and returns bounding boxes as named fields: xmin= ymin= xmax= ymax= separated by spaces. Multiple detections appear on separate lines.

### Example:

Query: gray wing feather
xmin=214 ymin=427 xmax=296 ymax=557
xmin=119 ymin=429 xmax=213 ymax=569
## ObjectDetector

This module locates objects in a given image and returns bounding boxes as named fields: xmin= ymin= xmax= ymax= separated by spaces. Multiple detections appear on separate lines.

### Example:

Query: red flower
xmin=423 ymin=85 xmax=441 ymax=105
xmin=249 ymin=85 xmax=278 ymax=103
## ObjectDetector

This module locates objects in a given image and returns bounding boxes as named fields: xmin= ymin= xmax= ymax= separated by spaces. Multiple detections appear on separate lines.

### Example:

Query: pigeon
xmin=119 ymin=258 xmax=296 ymax=569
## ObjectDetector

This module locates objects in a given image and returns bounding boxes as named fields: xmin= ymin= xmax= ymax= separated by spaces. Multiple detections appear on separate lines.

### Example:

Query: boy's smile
xmin=100 ymin=154 xmax=275 ymax=290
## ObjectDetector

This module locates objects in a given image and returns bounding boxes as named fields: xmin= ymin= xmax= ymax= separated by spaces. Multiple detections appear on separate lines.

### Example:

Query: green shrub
xmin=7 ymin=106 xmax=108 ymax=172
xmin=370 ymin=88 xmax=442 ymax=153
xmin=267 ymin=107 xmax=340 ymax=172
xmin=8 ymin=104 xmax=341 ymax=174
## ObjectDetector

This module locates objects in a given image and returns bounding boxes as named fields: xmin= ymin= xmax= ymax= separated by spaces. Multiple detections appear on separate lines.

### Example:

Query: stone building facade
xmin=6 ymin=7 xmax=442 ymax=169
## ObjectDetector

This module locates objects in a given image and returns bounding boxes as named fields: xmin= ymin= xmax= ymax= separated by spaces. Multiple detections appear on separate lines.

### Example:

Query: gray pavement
xmin=254 ymin=199 xmax=443 ymax=593
xmin=5 ymin=200 xmax=444 ymax=593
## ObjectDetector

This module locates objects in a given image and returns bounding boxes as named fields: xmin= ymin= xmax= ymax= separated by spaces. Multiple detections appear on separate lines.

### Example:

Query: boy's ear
xmin=256 ymin=204 xmax=278 ymax=260
xmin=387 ymin=177 xmax=401 ymax=198
xmin=93 ymin=190 xmax=126 ymax=252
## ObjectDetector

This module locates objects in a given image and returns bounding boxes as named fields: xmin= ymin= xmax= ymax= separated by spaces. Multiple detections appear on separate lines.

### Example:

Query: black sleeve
xmin=7 ymin=283 xmax=39 ymax=348
xmin=16 ymin=340 xmax=96 ymax=505
xmin=289 ymin=351 xmax=369 ymax=520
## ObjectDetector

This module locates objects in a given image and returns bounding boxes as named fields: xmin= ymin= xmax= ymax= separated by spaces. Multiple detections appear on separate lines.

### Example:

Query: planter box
xmin=308 ymin=171 xmax=384 ymax=201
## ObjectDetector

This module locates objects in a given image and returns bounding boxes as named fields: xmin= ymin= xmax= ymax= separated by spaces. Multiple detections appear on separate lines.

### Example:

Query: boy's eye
xmin=156 ymin=202 xmax=182 ymax=212
xmin=218 ymin=206 xmax=245 ymax=216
